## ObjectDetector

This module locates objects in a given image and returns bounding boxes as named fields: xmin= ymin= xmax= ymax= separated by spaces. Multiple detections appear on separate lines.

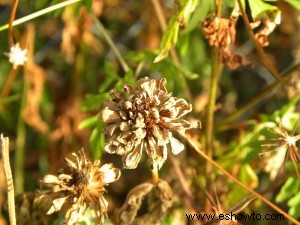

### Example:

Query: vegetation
xmin=1 ymin=0 xmax=300 ymax=224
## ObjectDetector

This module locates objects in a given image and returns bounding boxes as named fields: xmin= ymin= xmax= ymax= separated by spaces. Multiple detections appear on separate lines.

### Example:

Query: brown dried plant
xmin=202 ymin=16 xmax=248 ymax=70
xmin=39 ymin=148 xmax=120 ymax=225
xmin=99 ymin=77 xmax=201 ymax=171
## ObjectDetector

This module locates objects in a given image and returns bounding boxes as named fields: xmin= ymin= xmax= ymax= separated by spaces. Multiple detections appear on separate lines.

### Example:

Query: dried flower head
xmin=39 ymin=149 xmax=120 ymax=225
xmin=261 ymin=123 xmax=300 ymax=178
xmin=99 ymin=77 xmax=201 ymax=169
xmin=4 ymin=43 xmax=28 ymax=69
xmin=202 ymin=17 xmax=248 ymax=70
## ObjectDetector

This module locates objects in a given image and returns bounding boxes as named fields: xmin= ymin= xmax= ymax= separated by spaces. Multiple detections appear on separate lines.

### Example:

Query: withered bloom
xmin=202 ymin=17 xmax=248 ymax=70
xmin=261 ymin=124 xmax=300 ymax=178
xmin=39 ymin=149 xmax=120 ymax=225
xmin=99 ymin=77 xmax=200 ymax=169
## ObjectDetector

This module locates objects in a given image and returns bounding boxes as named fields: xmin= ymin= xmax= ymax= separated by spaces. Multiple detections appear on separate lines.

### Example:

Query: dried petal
xmin=40 ymin=149 xmax=120 ymax=225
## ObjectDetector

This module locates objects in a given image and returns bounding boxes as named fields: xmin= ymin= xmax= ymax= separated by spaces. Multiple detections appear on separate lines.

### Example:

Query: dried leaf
xmin=112 ymin=180 xmax=173 ymax=225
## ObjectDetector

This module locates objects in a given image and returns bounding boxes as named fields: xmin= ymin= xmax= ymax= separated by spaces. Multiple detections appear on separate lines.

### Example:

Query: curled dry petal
xmin=99 ymin=77 xmax=201 ymax=169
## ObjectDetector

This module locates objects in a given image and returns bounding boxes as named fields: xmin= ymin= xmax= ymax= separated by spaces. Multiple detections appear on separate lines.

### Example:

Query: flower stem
xmin=205 ymin=0 xmax=223 ymax=211
xmin=1 ymin=135 xmax=17 ymax=225
xmin=8 ymin=0 xmax=19 ymax=45
xmin=205 ymin=46 xmax=222 ymax=190
xmin=152 ymin=165 xmax=159 ymax=185
xmin=186 ymin=136 xmax=300 ymax=225
xmin=14 ymin=74 xmax=28 ymax=194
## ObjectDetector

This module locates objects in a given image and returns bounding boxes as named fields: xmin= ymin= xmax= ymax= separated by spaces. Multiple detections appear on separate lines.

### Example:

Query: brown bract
xmin=99 ymin=77 xmax=201 ymax=169
xmin=202 ymin=17 xmax=248 ymax=70
xmin=39 ymin=149 xmax=120 ymax=225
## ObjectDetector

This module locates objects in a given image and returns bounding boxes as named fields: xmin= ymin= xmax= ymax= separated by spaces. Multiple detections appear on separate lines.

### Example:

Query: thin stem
xmin=0 ymin=67 xmax=19 ymax=99
xmin=8 ymin=0 xmax=19 ymax=45
xmin=237 ymin=0 xmax=282 ymax=82
xmin=14 ymin=74 xmax=28 ymax=194
xmin=0 ymin=0 xmax=81 ymax=31
xmin=205 ymin=0 xmax=223 ymax=211
xmin=91 ymin=15 xmax=130 ymax=73
xmin=216 ymin=64 xmax=300 ymax=128
xmin=205 ymin=47 xmax=221 ymax=197
xmin=152 ymin=165 xmax=159 ymax=185
xmin=1 ymin=135 xmax=17 ymax=225
xmin=186 ymin=136 xmax=300 ymax=225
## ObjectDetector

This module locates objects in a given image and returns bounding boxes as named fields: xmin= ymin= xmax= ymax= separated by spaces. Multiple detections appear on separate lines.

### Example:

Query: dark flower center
xmin=70 ymin=170 xmax=88 ymax=188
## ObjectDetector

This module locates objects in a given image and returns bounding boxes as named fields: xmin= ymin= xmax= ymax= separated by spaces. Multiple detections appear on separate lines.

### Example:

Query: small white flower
xmin=4 ymin=43 xmax=28 ymax=69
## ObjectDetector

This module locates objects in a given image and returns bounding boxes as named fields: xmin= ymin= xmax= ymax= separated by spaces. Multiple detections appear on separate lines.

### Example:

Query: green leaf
xmin=248 ymin=0 xmax=281 ymax=23
xmin=154 ymin=0 xmax=199 ymax=62
xmin=89 ymin=122 xmax=105 ymax=160
xmin=81 ymin=93 xmax=109 ymax=111
xmin=78 ymin=115 xmax=99 ymax=129
xmin=276 ymin=177 xmax=300 ymax=202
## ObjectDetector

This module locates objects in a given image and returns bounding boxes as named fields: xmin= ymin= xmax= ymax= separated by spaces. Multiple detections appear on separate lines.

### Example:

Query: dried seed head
xmin=99 ymin=77 xmax=201 ymax=169
xmin=39 ymin=148 xmax=120 ymax=225
xmin=261 ymin=124 xmax=300 ymax=179
xmin=4 ymin=43 xmax=28 ymax=69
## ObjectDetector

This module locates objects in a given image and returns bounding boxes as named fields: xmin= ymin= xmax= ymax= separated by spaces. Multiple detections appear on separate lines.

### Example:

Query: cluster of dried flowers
xmin=99 ymin=77 xmax=201 ymax=169
xmin=36 ymin=77 xmax=199 ymax=224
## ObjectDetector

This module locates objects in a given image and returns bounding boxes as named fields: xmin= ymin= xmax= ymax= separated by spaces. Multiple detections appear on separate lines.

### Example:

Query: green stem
xmin=205 ymin=46 xmax=222 ymax=210
xmin=0 ymin=0 xmax=81 ymax=31
xmin=216 ymin=64 xmax=300 ymax=128
xmin=91 ymin=15 xmax=130 ymax=73
xmin=14 ymin=75 xmax=28 ymax=194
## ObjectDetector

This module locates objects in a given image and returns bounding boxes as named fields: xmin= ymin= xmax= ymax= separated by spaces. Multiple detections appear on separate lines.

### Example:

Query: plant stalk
xmin=1 ymin=135 xmax=17 ymax=225
xmin=14 ymin=74 xmax=28 ymax=194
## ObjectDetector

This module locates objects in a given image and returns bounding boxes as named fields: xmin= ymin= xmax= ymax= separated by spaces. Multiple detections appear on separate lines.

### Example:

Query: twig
xmin=216 ymin=63 xmax=300 ymax=128
xmin=0 ymin=0 xmax=82 ymax=31
xmin=0 ymin=67 xmax=20 ymax=99
xmin=1 ymin=134 xmax=17 ymax=225
xmin=8 ymin=0 xmax=19 ymax=45
xmin=91 ymin=15 xmax=130 ymax=73
xmin=186 ymin=136 xmax=300 ymax=225
xmin=237 ymin=0 xmax=282 ymax=82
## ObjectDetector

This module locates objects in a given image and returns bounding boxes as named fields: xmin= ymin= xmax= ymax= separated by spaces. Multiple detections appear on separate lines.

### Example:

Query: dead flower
xmin=4 ymin=43 xmax=28 ymax=69
xmin=261 ymin=124 xmax=300 ymax=179
xmin=99 ymin=77 xmax=201 ymax=169
xmin=39 ymin=148 xmax=120 ymax=225
xmin=202 ymin=17 xmax=248 ymax=70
